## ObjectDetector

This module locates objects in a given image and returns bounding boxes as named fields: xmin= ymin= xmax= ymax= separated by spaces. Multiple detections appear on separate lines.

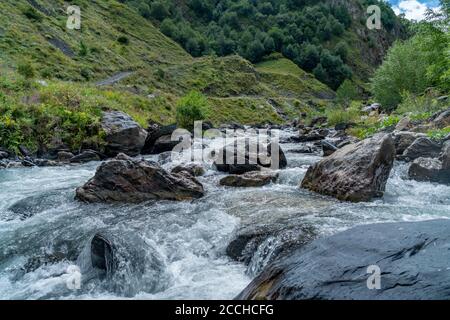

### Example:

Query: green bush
xmin=17 ymin=62 xmax=36 ymax=79
xmin=326 ymin=104 xmax=360 ymax=127
xmin=22 ymin=6 xmax=42 ymax=22
xmin=336 ymin=79 xmax=359 ymax=107
xmin=371 ymin=36 xmax=430 ymax=111
xmin=176 ymin=91 xmax=210 ymax=131
xmin=117 ymin=36 xmax=130 ymax=45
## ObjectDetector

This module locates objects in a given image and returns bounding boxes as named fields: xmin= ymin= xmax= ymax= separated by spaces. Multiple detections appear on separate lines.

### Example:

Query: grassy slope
xmin=0 ymin=0 xmax=335 ymax=153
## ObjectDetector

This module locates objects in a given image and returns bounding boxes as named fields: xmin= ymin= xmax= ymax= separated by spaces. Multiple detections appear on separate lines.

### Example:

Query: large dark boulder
xmin=401 ymin=137 xmax=441 ymax=161
xmin=142 ymin=124 xmax=178 ymax=155
xmin=393 ymin=132 xmax=426 ymax=156
xmin=301 ymin=133 xmax=395 ymax=202
xmin=220 ymin=171 xmax=278 ymax=188
xmin=214 ymin=142 xmax=287 ymax=174
xmin=101 ymin=111 xmax=147 ymax=157
xmin=408 ymin=141 xmax=450 ymax=184
xmin=432 ymin=108 xmax=450 ymax=129
xmin=237 ymin=220 xmax=450 ymax=300
xmin=75 ymin=154 xmax=204 ymax=203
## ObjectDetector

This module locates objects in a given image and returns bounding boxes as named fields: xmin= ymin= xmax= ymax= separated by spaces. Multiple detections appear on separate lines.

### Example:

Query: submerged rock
xmin=78 ymin=231 xmax=170 ymax=297
xmin=237 ymin=219 xmax=450 ymax=300
xmin=101 ymin=111 xmax=148 ymax=157
xmin=75 ymin=154 xmax=204 ymax=203
xmin=220 ymin=171 xmax=278 ymax=188
xmin=301 ymin=133 xmax=395 ymax=202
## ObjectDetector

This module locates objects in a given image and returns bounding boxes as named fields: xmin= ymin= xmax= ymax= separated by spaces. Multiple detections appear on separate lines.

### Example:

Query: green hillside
xmin=0 ymin=0 xmax=337 ymax=153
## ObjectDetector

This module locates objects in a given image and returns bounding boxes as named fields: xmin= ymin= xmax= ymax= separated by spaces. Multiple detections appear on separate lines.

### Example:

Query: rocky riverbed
xmin=0 ymin=127 xmax=449 ymax=299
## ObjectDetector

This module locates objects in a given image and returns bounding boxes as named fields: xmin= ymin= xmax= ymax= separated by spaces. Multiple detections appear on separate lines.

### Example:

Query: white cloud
xmin=392 ymin=0 xmax=434 ymax=21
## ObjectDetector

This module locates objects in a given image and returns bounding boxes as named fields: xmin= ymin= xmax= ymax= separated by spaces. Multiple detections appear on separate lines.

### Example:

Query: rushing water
xmin=0 ymin=129 xmax=449 ymax=299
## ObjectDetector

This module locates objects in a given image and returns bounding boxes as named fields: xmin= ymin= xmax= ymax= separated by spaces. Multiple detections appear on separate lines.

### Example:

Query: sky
xmin=387 ymin=0 xmax=441 ymax=20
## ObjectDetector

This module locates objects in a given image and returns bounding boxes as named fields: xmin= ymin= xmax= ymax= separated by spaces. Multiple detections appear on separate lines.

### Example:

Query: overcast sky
xmin=387 ymin=0 xmax=441 ymax=20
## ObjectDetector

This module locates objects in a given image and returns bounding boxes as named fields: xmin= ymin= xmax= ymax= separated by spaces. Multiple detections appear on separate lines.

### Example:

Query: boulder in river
xmin=400 ymin=137 xmax=441 ymax=161
xmin=214 ymin=142 xmax=287 ymax=174
xmin=171 ymin=163 xmax=205 ymax=177
xmin=70 ymin=150 xmax=101 ymax=164
xmin=220 ymin=171 xmax=279 ymax=188
xmin=432 ymin=108 xmax=450 ymax=129
xmin=408 ymin=141 xmax=450 ymax=184
xmin=75 ymin=154 xmax=204 ymax=203
xmin=142 ymin=124 xmax=178 ymax=155
xmin=393 ymin=131 xmax=426 ymax=156
xmin=101 ymin=111 xmax=148 ymax=157
xmin=237 ymin=219 xmax=450 ymax=300
xmin=78 ymin=231 xmax=170 ymax=297
xmin=301 ymin=133 xmax=395 ymax=202
xmin=0 ymin=150 xmax=9 ymax=160
xmin=321 ymin=140 xmax=338 ymax=157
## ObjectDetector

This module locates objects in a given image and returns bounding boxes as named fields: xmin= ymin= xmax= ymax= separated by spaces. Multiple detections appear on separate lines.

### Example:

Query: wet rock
xmin=142 ymin=124 xmax=178 ymax=155
xmin=409 ymin=141 xmax=450 ymax=184
xmin=101 ymin=111 xmax=148 ymax=157
xmin=70 ymin=150 xmax=101 ymax=164
xmin=321 ymin=141 xmax=338 ymax=157
xmin=297 ymin=131 xmax=326 ymax=142
xmin=393 ymin=132 xmax=426 ymax=156
xmin=78 ymin=231 xmax=170 ymax=297
xmin=214 ymin=142 xmax=287 ymax=174
xmin=0 ymin=150 xmax=9 ymax=160
xmin=22 ymin=253 xmax=67 ymax=273
xmin=220 ymin=171 xmax=278 ymax=188
xmin=301 ymin=133 xmax=395 ymax=202
xmin=401 ymin=137 xmax=441 ymax=161
xmin=408 ymin=157 xmax=449 ymax=184
xmin=171 ymin=163 xmax=205 ymax=177
xmin=288 ymin=146 xmax=314 ymax=154
xmin=34 ymin=159 xmax=59 ymax=167
xmin=21 ymin=157 xmax=36 ymax=167
xmin=310 ymin=116 xmax=327 ymax=127
xmin=152 ymin=134 xmax=180 ymax=155
xmin=57 ymin=151 xmax=74 ymax=162
xmin=237 ymin=220 xmax=450 ymax=300
xmin=75 ymin=154 xmax=204 ymax=203
xmin=227 ymin=224 xmax=317 ymax=277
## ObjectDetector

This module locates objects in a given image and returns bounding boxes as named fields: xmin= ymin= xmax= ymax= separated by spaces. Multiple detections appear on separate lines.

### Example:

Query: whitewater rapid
xmin=0 ymin=129 xmax=449 ymax=299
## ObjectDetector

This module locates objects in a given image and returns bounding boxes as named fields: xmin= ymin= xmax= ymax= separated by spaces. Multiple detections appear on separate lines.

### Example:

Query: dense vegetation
xmin=123 ymin=0 xmax=401 ymax=89
xmin=372 ymin=0 xmax=450 ymax=110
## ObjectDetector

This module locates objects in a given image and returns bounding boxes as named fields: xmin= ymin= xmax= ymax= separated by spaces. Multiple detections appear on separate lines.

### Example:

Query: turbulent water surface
xmin=0 ymin=129 xmax=449 ymax=299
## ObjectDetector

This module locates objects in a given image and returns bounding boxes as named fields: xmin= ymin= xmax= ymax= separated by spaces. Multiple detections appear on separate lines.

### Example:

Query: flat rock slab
xmin=237 ymin=219 xmax=450 ymax=300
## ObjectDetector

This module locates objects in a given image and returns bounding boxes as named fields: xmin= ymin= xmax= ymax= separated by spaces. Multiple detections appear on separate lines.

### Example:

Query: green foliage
xmin=176 ymin=91 xmax=210 ymax=130
xmin=122 ymin=0 xmax=393 ymax=89
xmin=326 ymin=104 xmax=360 ymax=127
xmin=22 ymin=6 xmax=42 ymax=22
xmin=371 ymin=36 xmax=430 ymax=110
xmin=117 ymin=36 xmax=130 ymax=45
xmin=395 ymin=90 xmax=448 ymax=117
xmin=427 ymin=127 xmax=450 ymax=141
xmin=336 ymin=79 xmax=359 ymax=107
xmin=17 ymin=62 xmax=35 ymax=79
xmin=372 ymin=1 xmax=449 ymax=110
